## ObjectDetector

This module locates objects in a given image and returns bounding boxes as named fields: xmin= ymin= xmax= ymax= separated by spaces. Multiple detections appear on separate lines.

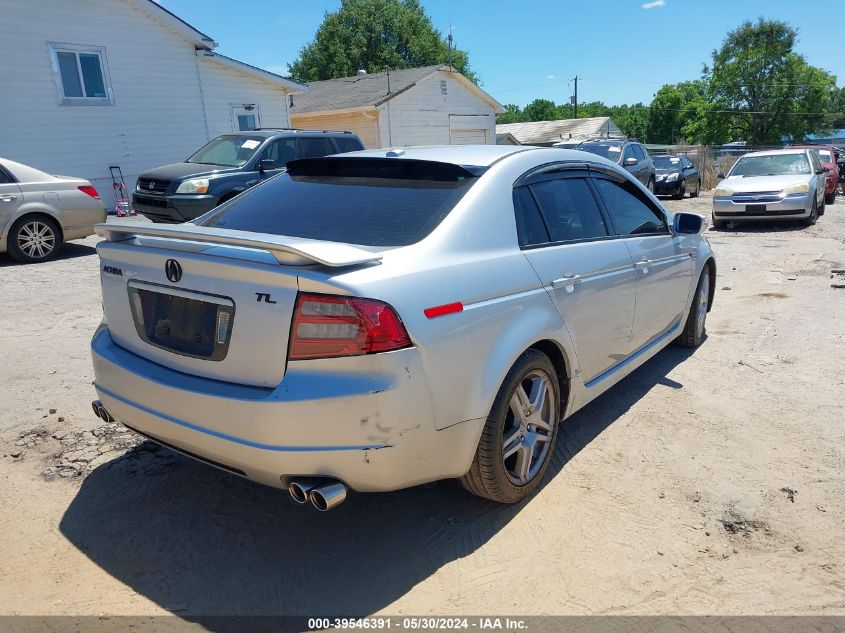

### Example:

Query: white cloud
xmin=545 ymin=74 xmax=556 ymax=80
xmin=642 ymin=0 xmax=666 ymax=8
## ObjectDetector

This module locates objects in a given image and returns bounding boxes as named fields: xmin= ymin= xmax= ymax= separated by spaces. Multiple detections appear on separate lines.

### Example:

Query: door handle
xmin=634 ymin=259 xmax=652 ymax=269
xmin=0 ymin=195 xmax=16 ymax=202
xmin=552 ymin=273 xmax=582 ymax=290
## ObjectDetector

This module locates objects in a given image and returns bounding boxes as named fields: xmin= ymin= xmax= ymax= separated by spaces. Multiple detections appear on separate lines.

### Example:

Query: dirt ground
xmin=1 ymin=192 xmax=844 ymax=617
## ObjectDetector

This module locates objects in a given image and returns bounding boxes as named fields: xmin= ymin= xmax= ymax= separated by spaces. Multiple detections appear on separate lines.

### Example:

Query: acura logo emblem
xmin=165 ymin=259 xmax=182 ymax=283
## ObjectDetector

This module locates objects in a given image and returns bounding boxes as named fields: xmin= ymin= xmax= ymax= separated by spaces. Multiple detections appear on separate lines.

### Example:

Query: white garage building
xmin=290 ymin=65 xmax=504 ymax=149
xmin=0 ymin=0 xmax=306 ymax=207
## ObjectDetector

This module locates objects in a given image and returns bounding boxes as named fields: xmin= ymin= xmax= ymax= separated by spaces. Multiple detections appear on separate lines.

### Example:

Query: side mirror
xmin=624 ymin=157 xmax=638 ymax=166
xmin=258 ymin=159 xmax=277 ymax=172
xmin=717 ymin=172 xmax=726 ymax=179
xmin=674 ymin=212 xmax=704 ymax=235
xmin=816 ymin=168 xmax=829 ymax=175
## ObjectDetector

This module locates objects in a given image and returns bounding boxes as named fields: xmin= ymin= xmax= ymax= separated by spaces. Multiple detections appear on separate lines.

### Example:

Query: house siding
xmin=0 ymin=0 xmax=210 ymax=203
xmin=197 ymin=56 xmax=291 ymax=136
xmin=290 ymin=110 xmax=380 ymax=148
xmin=377 ymin=71 xmax=496 ymax=148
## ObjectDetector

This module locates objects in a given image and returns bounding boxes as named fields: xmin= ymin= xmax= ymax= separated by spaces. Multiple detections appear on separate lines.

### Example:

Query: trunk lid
xmin=95 ymin=223 xmax=382 ymax=388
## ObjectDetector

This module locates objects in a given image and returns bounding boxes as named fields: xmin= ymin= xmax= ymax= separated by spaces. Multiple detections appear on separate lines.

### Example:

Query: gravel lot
xmin=1 ymin=192 xmax=844 ymax=616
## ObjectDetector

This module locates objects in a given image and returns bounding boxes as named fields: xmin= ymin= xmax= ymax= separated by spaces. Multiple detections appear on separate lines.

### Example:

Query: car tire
xmin=711 ymin=216 xmax=726 ymax=230
xmin=647 ymin=177 xmax=655 ymax=194
xmin=7 ymin=215 xmax=62 ymax=263
xmin=673 ymin=181 xmax=686 ymax=200
xmin=802 ymin=199 xmax=818 ymax=226
xmin=690 ymin=180 xmax=700 ymax=198
xmin=675 ymin=267 xmax=711 ymax=348
xmin=825 ymin=192 xmax=836 ymax=205
xmin=460 ymin=349 xmax=561 ymax=504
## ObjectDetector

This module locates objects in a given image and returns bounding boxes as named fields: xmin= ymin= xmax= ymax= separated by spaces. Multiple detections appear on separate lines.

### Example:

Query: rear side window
xmin=593 ymin=178 xmax=668 ymax=235
xmin=334 ymin=137 xmax=364 ymax=153
xmin=199 ymin=159 xmax=479 ymax=247
xmin=528 ymin=178 xmax=609 ymax=242
xmin=298 ymin=137 xmax=333 ymax=159
xmin=513 ymin=187 xmax=550 ymax=247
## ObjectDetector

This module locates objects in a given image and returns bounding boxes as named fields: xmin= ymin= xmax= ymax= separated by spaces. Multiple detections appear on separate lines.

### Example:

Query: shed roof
xmin=291 ymin=65 xmax=503 ymax=114
xmin=496 ymin=117 xmax=622 ymax=145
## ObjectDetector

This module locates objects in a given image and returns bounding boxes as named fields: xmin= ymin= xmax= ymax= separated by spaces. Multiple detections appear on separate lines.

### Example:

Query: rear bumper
xmin=712 ymin=193 xmax=812 ymax=221
xmin=132 ymin=193 xmax=218 ymax=223
xmin=90 ymin=326 xmax=483 ymax=492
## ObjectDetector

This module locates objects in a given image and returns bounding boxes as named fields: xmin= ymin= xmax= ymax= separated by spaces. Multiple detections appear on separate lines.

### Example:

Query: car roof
xmin=342 ymin=145 xmax=537 ymax=167
xmin=578 ymin=139 xmax=632 ymax=145
xmin=0 ymin=157 xmax=57 ymax=182
xmin=216 ymin=129 xmax=355 ymax=139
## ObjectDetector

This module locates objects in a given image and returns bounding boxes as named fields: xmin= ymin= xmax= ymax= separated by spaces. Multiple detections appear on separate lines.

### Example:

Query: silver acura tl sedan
xmin=1 ymin=158 xmax=107 ymax=263
xmin=90 ymin=146 xmax=715 ymax=510
xmin=711 ymin=148 xmax=828 ymax=229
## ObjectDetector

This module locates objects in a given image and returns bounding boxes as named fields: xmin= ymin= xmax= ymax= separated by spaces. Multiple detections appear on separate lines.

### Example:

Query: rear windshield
xmin=198 ymin=159 xmax=479 ymax=247
xmin=576 ymin=143 xmax=623 ymax=161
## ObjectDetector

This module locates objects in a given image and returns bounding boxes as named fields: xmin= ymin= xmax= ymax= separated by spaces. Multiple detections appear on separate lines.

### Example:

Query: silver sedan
xmin=90 ymin=146 xmax=715 ymax=509
xmin=712 ymin=148 xmax=827 ymax=228
xmin=0 ymin=158 xmax=106 ymax=263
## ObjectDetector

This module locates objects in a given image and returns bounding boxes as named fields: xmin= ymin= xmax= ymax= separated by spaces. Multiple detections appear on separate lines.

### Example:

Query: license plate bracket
xmin=746 ymin=204 xmax=767 ymax=213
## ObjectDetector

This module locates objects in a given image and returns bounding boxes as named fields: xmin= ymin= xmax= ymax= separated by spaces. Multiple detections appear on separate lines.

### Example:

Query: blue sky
xmin=159 ymin=0 xmax=843 ymax=108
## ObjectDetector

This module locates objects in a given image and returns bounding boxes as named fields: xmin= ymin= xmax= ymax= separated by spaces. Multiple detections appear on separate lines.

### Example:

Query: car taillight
xmin=78 ymin=185 xmax=100 ymax=199
xmin=289 ymin=293 xmax=411 ymax=360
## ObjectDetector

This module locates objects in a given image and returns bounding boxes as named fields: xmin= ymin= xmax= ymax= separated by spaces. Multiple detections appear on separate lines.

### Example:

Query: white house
xmin=0 ymin=0 xmax=305 ymax=206
xmin=290 ymin=65 xmax=504 ymax=148
xmin=496 ymin=117 xmax=623 ymax=147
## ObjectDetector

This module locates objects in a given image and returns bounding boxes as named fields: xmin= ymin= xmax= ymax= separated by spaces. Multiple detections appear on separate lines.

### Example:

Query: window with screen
xmin=593 ymin=178 xmax=668 ymax=236
xmin=49 ymin=43 xmax=112 ymax=105
xmin=528 ymin=177 xmax=609 ymax=243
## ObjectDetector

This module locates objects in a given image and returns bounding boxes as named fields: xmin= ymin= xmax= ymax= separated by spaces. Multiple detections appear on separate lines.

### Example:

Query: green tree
xmin=289 ymin=0 xmax=476 ymax=83
xmin=648 ymin=81 xmax=708 ymax=143
xmin=702 ymin=18 xmax=837 ymax=145
xmin=522 ymin=98 xmax=560 ymax=121
xmin=497 ymin=104 xmax=526 ymax=124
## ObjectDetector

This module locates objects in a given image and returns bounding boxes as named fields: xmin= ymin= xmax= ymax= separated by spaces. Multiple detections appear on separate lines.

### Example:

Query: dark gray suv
xmin=573 ymin=140 xmax=656 ymax=193
xmin=133 ymin=129 xmax=365 ymax=223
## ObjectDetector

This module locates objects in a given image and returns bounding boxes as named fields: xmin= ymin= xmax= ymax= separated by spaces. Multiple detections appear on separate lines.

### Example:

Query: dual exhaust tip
xmin=91 ymin=400 xmax=114 ymax=423
xmin=92 ymin=399 xmax=346 ymax=510
xmin=288 ymin=479 xmax=347 ymax=511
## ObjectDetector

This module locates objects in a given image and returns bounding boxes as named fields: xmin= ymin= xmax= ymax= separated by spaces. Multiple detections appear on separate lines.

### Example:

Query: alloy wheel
xmin=501 ymin=370 xmax=556 ymax=486
xmin=17 ymin=221 xmax=56 ymax=259
xmin=696 ymin=272 xmax=710 ymax=337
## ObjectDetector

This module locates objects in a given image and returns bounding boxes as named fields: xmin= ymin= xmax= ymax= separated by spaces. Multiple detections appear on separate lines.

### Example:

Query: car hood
xmin=720 ymin=174 xmax=811 ymax=192
xmin=139 ymin=162 xmax=243 ymax=181
xmin=655 ymin=167 xmax=682 ymax=175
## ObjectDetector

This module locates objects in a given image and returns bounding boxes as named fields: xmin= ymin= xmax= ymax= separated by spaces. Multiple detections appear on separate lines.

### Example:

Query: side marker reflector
xmin=424 ymin=302 xmax=463 ymax=319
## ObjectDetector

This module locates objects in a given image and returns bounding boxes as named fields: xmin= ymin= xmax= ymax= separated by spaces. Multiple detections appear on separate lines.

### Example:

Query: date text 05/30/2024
xmin=307 ymin=618 xmax=528 ymax=630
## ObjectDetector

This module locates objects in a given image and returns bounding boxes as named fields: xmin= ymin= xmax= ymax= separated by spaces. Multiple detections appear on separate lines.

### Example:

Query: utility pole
xmin=571 ymin=75 xmax=578 ymax=119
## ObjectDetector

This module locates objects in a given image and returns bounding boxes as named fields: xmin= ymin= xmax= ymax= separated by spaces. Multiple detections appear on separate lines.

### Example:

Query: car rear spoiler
xmin=94 ymin=222 xmax=383 ymax=267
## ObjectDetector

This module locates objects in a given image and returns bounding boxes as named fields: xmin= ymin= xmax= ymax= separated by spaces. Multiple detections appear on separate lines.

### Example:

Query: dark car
xmin=573 ymin=139 xmax=656 ymax=192
xmin=653 ymin=155 xmax=701 ymax=199
xmin=133 ymin=129 xmax=365 ymax=223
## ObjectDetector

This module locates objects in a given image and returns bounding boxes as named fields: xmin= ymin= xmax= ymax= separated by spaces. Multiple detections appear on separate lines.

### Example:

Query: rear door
xmin=515 ymin=169 xmax=636 ymax=382
xmin=0 ymin=166 xmax=22 ymax=236
xmin=592 ymin=174 xmax=693 ymax=352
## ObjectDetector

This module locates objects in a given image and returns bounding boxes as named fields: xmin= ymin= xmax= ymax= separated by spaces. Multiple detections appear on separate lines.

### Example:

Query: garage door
xmin=450 ymin=129 xmax=488 ymax=144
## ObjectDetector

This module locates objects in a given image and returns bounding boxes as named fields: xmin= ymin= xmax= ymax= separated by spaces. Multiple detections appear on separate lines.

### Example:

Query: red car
xmin=788 ymin=144 xmax=840 ymax=204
